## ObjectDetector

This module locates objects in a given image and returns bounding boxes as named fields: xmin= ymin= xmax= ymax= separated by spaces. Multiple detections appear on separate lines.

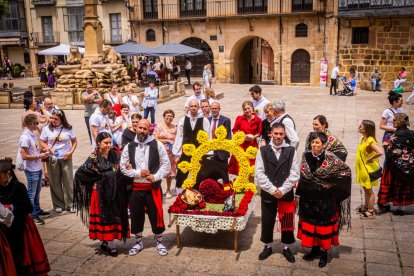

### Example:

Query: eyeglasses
xmin=32 ymin=122 xmax=39 ymax=125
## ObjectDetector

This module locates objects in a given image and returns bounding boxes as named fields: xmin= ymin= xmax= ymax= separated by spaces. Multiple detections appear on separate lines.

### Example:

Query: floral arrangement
xmin=177 ymin=126 xmax=257 ymax=194
xmin=168 ymin=190 xmax=254 ymax=217
xmin=199 ymin=179 xmax=234 ymax=204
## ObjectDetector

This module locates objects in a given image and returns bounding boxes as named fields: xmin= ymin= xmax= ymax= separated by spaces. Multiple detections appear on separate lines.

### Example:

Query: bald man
xmin=172 ymin=99 xmax=210 ymax=193
xmin=120 ymin=119 xmax=171 ymax=256
xmin=43 ymin=97 xmax=59 ymax=116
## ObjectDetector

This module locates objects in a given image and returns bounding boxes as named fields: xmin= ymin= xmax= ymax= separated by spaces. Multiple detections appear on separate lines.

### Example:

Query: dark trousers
xmin=129 ymin=190 xmax=165 ymax=235
xmin=84 ymin=116 xmax=92 ymax=144
xmin=260 ymin=199 xmax=295 ymax=244
xmin=185 ymin=69 xmax=191 ymax=85
xmin=175 ymin=154 xmax=191 ymax=188
xmin=144 ymin=107 xmax=155 ymax=124
xmin=330 ymin=78 xmax=337 ymax=95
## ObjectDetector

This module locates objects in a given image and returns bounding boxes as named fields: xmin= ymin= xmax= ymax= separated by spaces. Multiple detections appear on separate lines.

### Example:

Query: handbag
xmin=359 ymin=151 xmax=382 ymax=182
xmin=108 ymin=94 xmax=122 ymax=116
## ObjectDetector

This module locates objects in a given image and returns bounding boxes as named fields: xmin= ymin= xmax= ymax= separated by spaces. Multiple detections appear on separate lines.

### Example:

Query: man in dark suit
xmin=199 ymin=101 xmax=232 ymax=184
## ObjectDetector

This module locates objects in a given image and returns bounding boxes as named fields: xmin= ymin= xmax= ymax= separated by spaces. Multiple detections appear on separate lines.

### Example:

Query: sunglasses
xmin=52 ymin=109 xmax=62 ymax=116
xmin=32 ymin=122 xmax=39 ymax=125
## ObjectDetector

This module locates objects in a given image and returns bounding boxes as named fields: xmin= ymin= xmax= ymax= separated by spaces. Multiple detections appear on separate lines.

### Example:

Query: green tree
xmin=0 ymin=0 xmax=9 ymax=18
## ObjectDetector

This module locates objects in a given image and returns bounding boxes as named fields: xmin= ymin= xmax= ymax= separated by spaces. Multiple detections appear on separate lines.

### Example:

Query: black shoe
xmin=303 ymin=246 xmax=321 ymax=261
xmin=39 ymin=210 xmax=51 ymax=218
xmin=394 ymin=209 xmax=405 ymax=216
xmin=377 ymin=204 xmax=391 ymax=213
xmin=283 ymin=248 xmax=295 ymax=263
xmin=258 ymin=246 xmax=272 ymax=260
xmin=33 ymin=215 xmax=45 ymax=225
xmin=100 ymin=242 xmax=109 ymax=252
xmin=319 ymin=250 xmax=328 ymax=268
xmin=109 ymin=248 xmax=118 ymax=257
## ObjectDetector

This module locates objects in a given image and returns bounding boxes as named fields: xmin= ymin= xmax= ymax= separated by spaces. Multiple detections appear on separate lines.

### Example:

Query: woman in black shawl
xmin=0 ymin=158 xmax=50 ymax=275
xmin=74 ymin=132 xmax=129 ymax=257
xmin=378 ymin=113 xmax=414 ymax=216
xmin=296 ymin=132 xmax=351 ymax=268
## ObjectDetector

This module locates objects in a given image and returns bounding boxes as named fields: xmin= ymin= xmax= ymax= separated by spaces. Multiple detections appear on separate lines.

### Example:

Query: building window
xmin=146 ymin=29 xmax=156 ymax=42
xmin=238 ymin=0 xmax=267 ymax=14
xmin=0 ymin=1 xmax=25 ymax=32
xmin=42 ymin=17 xmax=54 ymax=43
xmin=110 ymin=13 xmax=122 ymax=43
xmin=143 ymin=0 xmax=158 ymax=19
xmin=180 ymin=0 xmax=206 ymax=17
xmin=292 ymin=0 xmax=313 ymax=12
xmin=295 ymin=23 xmax=308 ymax=37
xmin=352 ymin=27 xmax=369 ymax=44
xmin=66 ymin=7 xmax=84 ymax=45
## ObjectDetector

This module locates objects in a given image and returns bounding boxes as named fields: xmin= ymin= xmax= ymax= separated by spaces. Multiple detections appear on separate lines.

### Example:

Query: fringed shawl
xmin=387 ymin=128 xmax=414 ymax=179
xmin=73 ymin=149 xmax=129 ymax=241
xmin=299 ymin=151 xmax=352 ymax=230
xmin=305 ymin=130 xmax=348 ymax=162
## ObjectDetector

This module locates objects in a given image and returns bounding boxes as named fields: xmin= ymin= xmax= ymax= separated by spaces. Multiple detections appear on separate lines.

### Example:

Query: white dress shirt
xmin=272 ymin=113 xmax=299 ymax=149
xmin=120 ymin=136 xmax=171 ymax=183
xmin=255 ymin=141 xmax=300 ymax=196
xmin=172 ymin=115 xmax=210 ymax=156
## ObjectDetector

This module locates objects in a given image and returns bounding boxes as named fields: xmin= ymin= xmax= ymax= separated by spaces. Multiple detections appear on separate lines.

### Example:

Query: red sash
xmin=133 ymin=182 xmax=164 ymax=228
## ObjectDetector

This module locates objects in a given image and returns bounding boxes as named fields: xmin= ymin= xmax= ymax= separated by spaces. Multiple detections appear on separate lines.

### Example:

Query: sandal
xmin=129 ymin=236 xmax=143 ymax=256
xmin=155 ymin=235 xmax=168 ymax=256
xmin=360 ymin=210 xmax=375 ymax=219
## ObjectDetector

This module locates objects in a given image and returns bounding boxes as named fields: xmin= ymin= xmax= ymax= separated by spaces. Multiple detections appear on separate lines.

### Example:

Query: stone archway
xmin=230 ymin=36 xmax=275 ymax=84
xmin=176 ymin=37 xmax=214 ymax=78
xmin=291 ymin=49 xmax=310 ymax=83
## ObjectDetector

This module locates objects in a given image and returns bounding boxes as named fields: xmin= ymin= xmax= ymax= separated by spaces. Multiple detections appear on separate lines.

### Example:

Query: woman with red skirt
xmin=0 ymin=158 xmax=50 ymax=275
xmin=74 ymin=132 xmax=130 ymax=257
xmin=0 ymin=203 xmax=17 ymax=276
xmin=296 ymin=132 xmax=351 ymax=268
xmin=228 ymin=100 xmax=262 ymax=175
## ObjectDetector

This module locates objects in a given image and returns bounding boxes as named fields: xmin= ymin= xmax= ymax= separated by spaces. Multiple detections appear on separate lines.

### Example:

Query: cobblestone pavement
xmin=1 ymin=79 xmax=414 ymax=276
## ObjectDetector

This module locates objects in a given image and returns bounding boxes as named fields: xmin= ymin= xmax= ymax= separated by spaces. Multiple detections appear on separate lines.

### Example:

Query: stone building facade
xmin=338 ymin=1 xmax=414 ymax=91
xmin=129 ymin=0 xmax=339 ymax=86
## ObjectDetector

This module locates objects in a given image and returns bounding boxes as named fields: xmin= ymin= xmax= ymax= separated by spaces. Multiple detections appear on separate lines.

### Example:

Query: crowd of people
xmin=1 ymin=77 xmax=413 ymax=274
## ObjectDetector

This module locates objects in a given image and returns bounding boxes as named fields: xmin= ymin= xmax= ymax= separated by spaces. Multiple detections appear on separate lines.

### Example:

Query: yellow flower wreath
xmin=177 ymin=126 xmax=257 ymax=194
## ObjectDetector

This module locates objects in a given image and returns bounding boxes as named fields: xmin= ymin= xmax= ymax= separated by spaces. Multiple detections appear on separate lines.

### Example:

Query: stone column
xmin=83 ymin=0 xmax=103 ymax=61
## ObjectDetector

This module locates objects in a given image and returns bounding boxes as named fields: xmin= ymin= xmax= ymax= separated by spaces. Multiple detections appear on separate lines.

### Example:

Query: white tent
xmin=38 ymin=44 xmax=85 ymax=56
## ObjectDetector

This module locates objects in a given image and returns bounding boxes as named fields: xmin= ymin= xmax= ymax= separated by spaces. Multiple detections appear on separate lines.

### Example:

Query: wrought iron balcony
xmin=32 ymin=0 xmax=56 ymax=5
xmin=33 ymin=32 xmax=60 ymax=46
xmin=103 ymin=29 xmax=130 ymax=45
xmin=0 ymin=18 xmax=27 ymax=38
xmin=338 ymin=0 xmax=414 ymax=17
xmin=133 ymin=0 xmax=321 ymax=21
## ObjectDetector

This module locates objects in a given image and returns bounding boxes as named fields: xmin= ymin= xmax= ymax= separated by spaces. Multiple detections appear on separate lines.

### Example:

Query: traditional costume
xmin=305 ymin=130 xmax=348 ymax=162
xmin=378 ymin=128 xmax=414 ymax=210
xmin=255 ymin=141 xmax=300 ymax=262
xmin=296 ymin=150 xmax=351 ymax=266
xmin=74 ymin=149 xmax=130 ymax=256
xmin=172 ymin=115 xmax=210 ymax=190
xmin=0 ymin=203 xmax=16 ymax=276
xmin=120 ymin=135 xmax=170 ymax=256
xmin=0 ymin=173 xmax=50 ymax=275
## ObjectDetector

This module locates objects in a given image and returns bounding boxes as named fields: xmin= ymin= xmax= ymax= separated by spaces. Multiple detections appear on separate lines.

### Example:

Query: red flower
xmin=321 ymin=160 xmax=328 ymax=168
xmin=199 ymin=179 xmax=234 ymax=204
xmin=328 ymin=136 xmax=334 ymax=142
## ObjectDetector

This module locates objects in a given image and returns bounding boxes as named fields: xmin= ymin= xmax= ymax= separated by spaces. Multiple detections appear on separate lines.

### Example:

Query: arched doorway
xmin=177 ymin=37 xmax=214 ymax=78
xmin=291 ymin=49 xmax=310 ymax=83
xmin=231 ymin=36 xmax=274 ymax=84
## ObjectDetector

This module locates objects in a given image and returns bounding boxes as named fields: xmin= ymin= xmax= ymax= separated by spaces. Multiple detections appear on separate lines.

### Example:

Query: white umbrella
xmin=38 ymin=44 xmax=85 ymax=56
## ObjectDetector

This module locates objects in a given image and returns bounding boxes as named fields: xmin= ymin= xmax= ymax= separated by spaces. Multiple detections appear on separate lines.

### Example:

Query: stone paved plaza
xmin=1 ymin=78 xmax=414 ymax=275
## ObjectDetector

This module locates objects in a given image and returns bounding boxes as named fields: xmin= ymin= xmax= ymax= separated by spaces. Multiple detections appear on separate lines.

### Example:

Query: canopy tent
xmin=38 ymin=44 xmax=85 ymax=56
xmin=113 ymin=42 xmax=152 ymax=56
xmin=143 ymin=42 xmax=203 ymax=57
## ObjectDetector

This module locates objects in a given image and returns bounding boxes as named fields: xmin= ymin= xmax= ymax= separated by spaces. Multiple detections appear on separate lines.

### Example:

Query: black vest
xmin=183 ymin=116 xmax=204 ymax=148
xmin=122 ymin=139 xmax=161 ymax=190
xmin=260 ymin=145 xmax=295 ymax=202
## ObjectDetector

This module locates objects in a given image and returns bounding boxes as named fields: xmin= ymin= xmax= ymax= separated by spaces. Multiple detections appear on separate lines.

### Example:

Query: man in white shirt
xmin=330 ymin=64 xmax=341 ymax=95
xmin=173 ymin=99 xmax=210 ymax=194
xmin=89 ymin=100 xmax=112 ymax=148
xmin=255 ymin=122 xmax=299 ymax=263
xmin=120 ymin=119 xmax=170 ymax=256
xmin=184 ymin=82 xmax=205 ymax=114
xmin=272 ymin=100 xmax=299 ymax=149
xmin=185 ymin=57 xmax=192 ymax=85
xmin=43 ymin=97 xmax=59 ymax=116
xmin=250 ymin=85 xmax=270 ymax=120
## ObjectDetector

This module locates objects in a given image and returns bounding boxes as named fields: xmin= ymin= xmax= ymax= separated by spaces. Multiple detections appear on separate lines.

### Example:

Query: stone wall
xmin=338 ymin=18 xmax=414 ymax=91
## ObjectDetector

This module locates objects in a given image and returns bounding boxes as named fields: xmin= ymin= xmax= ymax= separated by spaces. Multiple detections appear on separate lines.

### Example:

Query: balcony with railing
xmin=32 ymin=0 xmax=56 ymax=5
xmin=103 ymin=29 xmax=130 ymax=45
xmin=338 ymin=0 xmax=414 ymax=17
xmin=0 ymin=18 xmax=27 ymax=38
xmin=133 ymin=0 xmax=322 ymax=21
xmin=33 ymin=32 xmax=60 ymax=46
